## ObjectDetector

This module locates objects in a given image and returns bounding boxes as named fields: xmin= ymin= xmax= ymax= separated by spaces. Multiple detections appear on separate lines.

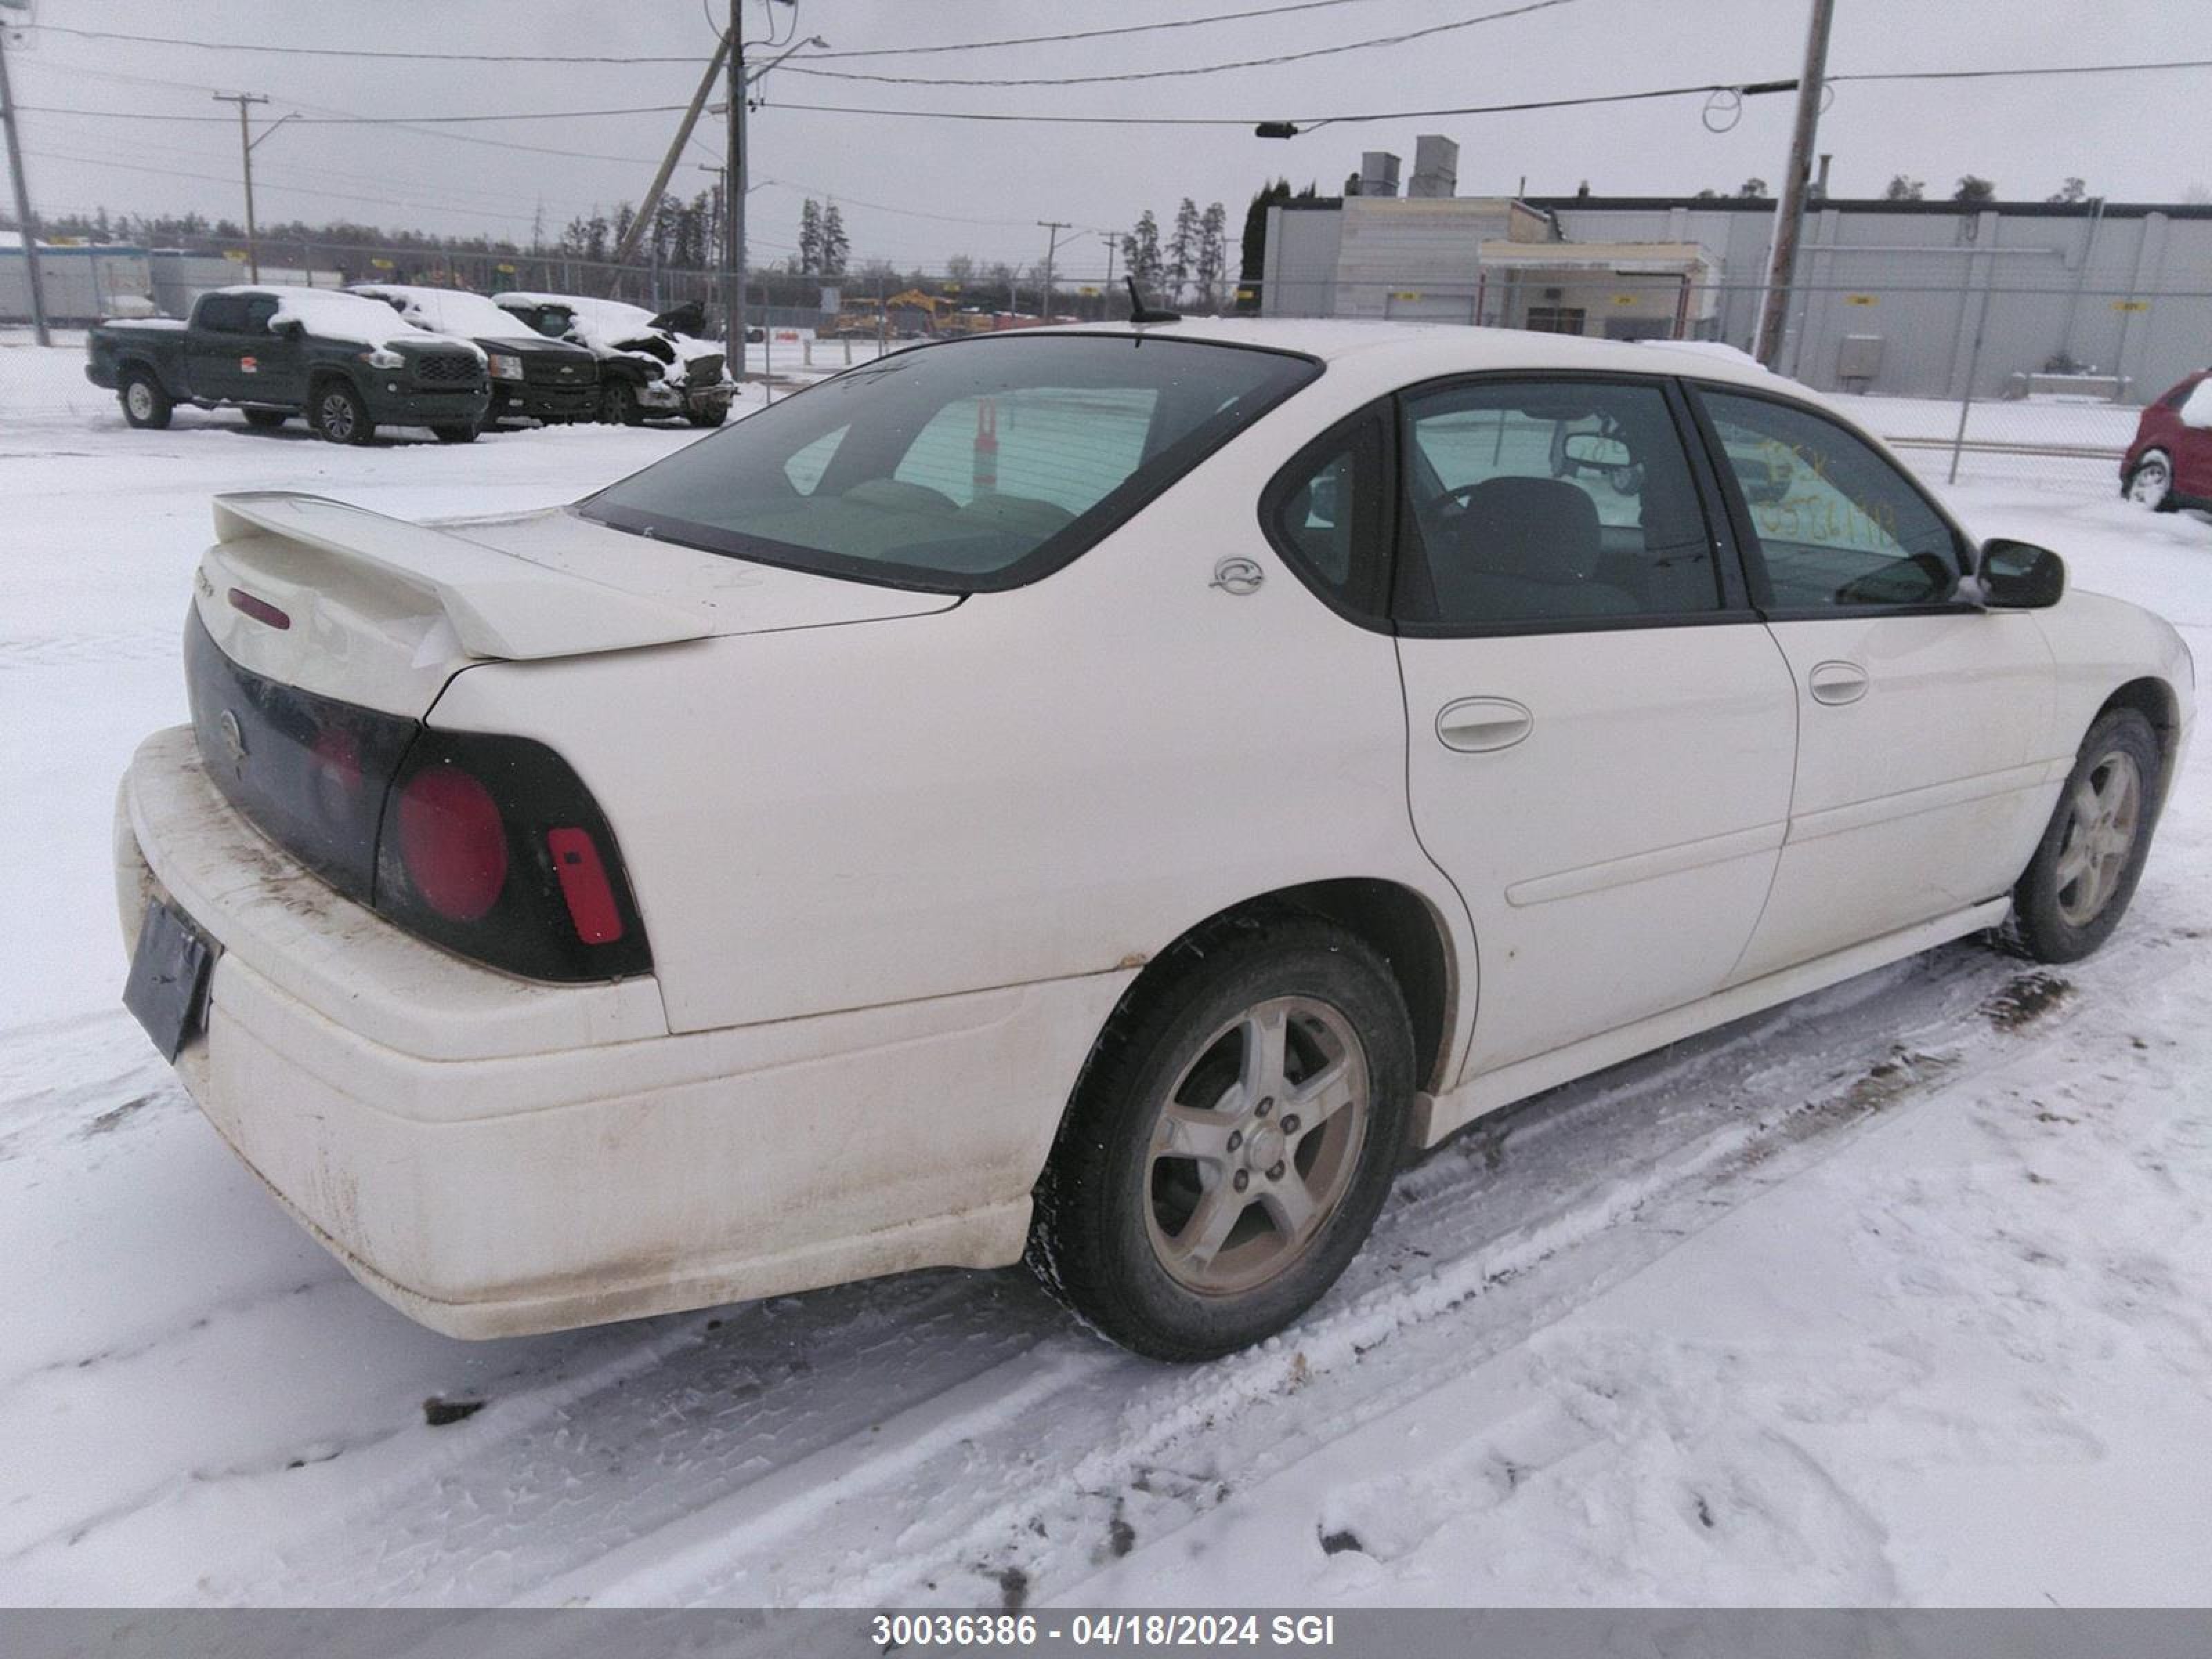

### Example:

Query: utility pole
xmin=213 ymin=92 xmax=275 ymax=282
xmin=1095 ymin=229 xmax=1118 ymax=320
xmin=612 ymin=29 xmax=732 ymax=272
xmin=723 ymin=0 xmax=744 ymax=368
xmin=1752 ymin=0 xmax=1835 ymax=368
xmin=0 ymin=20 xmax=51 ymax=344
xmin=1036 ymin=220 xmax=1071 ymax=322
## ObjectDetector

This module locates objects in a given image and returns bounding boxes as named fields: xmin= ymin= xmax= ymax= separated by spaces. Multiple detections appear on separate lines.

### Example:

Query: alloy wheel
xmin=1143 ymin=995 xmax=1369 ymax=1297
xmin=320 ymin=393 xmax=356 ymax=442
xmin=2054 ymin=749 xmax=2143 ymax=926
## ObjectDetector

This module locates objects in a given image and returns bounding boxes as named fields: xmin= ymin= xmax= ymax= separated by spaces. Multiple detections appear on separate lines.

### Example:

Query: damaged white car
xmin=118 ymin=321 xmax=2192 ymax=1359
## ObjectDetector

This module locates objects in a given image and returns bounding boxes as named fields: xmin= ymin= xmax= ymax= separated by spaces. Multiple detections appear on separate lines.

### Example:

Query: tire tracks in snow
xmin=4 ymin=910 xmax=2199 ymax=1605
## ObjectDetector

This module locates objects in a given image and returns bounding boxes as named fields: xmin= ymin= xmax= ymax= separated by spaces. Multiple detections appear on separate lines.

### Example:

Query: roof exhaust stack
xmin=1409 ymin=135 xmax=1459 ymax=199
xmin=1358 ymin=151 xmax=1401 ymax=199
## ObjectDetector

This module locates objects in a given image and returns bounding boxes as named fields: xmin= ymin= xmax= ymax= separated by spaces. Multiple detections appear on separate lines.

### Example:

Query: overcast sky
xmin=7 ymin=0 xmax=2205 ymax=274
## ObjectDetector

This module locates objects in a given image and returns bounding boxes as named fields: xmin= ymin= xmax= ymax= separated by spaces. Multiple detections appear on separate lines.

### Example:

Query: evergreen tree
xmin=821 ymin=204 xmax=849 ymax=276
xmin=798 ymin=199 xmax=823 ymax=275
xmin=1123 ymin=210 xmax=1163 ymax=292
xmin=1195 ymin=200 xmax=1228 ymax=310
xmin=1165 ymin=197 xmax=1200 ymax=302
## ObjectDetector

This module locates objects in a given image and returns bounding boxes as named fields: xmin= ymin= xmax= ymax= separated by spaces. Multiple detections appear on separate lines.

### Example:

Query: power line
xmin=804 ymin=0 xmax=1400 ymax=59
xmin=20 ymin=3 xmax=1400 ymax=66
xmin=19 ymin=102 xmax=695 ymax=126
xmin=758 ymin=56 xmax=2212 ymax=126
xmin=781 ymin=0 xmax=1585 ymax=88
xmin=23 ymin=24 xmax=715 ymax=64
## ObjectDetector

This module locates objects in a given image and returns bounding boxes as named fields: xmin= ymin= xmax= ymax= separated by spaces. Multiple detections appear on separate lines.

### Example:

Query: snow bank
xmin=249 ymin=286 xmax=482 ymax=360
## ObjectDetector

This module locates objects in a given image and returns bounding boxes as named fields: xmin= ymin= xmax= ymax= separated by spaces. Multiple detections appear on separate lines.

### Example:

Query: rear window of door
xmin=1395 ymin=377 xmax=1725 ymax=630
xmin=1694 ymin=388 xmax=1966 ymax=612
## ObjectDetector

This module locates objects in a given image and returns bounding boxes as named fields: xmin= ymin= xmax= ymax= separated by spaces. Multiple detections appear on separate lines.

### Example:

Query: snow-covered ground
xmin=1 ymin=340 xmax=2208 ymax=1608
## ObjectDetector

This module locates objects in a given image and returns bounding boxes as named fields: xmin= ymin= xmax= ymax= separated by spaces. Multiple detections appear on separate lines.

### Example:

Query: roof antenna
xmin=1125 ymin=275 xmax=1182 ymax=325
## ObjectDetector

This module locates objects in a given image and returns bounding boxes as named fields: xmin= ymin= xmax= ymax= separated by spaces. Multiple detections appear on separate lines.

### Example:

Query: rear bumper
xmin=117 ymin=727 xmax=1123 ymax=1338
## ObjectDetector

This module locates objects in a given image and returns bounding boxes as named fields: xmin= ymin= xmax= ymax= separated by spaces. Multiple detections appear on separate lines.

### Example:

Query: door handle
xmin=1807 ymin=660 xmax=1870 ymax=706
xmin=1436 ymin=696 xmax=1535 ymax=753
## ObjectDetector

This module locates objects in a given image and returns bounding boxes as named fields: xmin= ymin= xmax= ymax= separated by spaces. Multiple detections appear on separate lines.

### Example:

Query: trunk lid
xmin=198 ymin=491 xmax=957 ymax=717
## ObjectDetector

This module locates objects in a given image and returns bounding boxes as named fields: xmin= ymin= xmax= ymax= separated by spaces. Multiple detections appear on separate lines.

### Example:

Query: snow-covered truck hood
xmin=196 ymin=492 xmax=957 ymax=716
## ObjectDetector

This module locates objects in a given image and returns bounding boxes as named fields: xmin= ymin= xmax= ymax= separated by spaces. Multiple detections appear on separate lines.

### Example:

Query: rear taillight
xmin=373 ymin=730 xmax=651 ymax=982
xmin=545 ymin=827 xmax=625 ymax=944
xmin=397 ymin=767 xmax=508 ymax=922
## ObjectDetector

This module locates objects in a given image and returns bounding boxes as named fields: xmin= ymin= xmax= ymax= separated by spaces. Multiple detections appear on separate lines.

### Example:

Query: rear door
xmin=1689 ymin=385 xmax=2056 ymax=982
xmin=1390 ymin=375 xmax=1799 ymax=1078
xmin=185 ymin=293 xmax=257 ymax=401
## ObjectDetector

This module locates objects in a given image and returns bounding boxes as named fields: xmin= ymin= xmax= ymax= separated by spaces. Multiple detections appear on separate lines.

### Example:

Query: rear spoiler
xmin=211 ymin=491 xmax=712 ymax=661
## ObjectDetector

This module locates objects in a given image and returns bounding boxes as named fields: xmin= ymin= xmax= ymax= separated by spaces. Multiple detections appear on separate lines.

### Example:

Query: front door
xmin=1691 ymin=386 xmax=2057 ymax=982
xmin=1392 ymin=375 xmax=1799 ymax=1078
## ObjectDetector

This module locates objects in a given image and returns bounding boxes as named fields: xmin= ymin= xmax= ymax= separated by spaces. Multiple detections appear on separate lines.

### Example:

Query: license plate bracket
xmin=123 ymin=898 xmax=216 ymax=1061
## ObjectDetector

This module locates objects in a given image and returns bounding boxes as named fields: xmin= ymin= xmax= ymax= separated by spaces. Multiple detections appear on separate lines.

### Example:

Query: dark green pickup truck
xmin=85 ymin=285 xmax=492 ymax=444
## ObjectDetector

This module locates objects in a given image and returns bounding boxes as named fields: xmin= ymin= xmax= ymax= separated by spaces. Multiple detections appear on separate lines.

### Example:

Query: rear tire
xmin=2008 ymin=708 xmax=2162 ymax=964
xmin=310 ymin=379 xmax=374 ymax=446
xmin=2124 ymin=450 xmax=2175 ymax=511
xmin=119 ymin=369 xmax=172 ymax=430
xmin=1027 ymin=913 xmax=1414 ymax=1361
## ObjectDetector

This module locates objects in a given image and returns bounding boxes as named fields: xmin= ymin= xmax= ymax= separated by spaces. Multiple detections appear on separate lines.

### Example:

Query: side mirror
xmin=1978 ymin=539 xmax=2066 ymax=609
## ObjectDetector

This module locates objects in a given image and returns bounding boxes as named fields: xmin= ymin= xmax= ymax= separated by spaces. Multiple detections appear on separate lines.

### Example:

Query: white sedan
xmin=116 ymin=320 xmax=2193 ymax=1360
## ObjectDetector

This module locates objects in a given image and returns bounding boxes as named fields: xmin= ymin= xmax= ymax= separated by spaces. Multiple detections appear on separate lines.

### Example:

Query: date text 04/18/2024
xmin=868 ymin=1613 xmax=1338 ymax=1648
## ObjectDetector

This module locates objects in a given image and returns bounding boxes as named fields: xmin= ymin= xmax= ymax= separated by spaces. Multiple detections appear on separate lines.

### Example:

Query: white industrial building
xmin=1260 ymin=138 xmax=2212 ymax=404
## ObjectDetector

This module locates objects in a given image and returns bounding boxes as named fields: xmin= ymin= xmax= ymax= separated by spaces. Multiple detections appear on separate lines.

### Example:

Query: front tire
xmin=599 ymin=379 xmax=644 ymax=427
xmin=310 ymin=379 xmax=374 ymax=446
xmin=686 ymin=398 xmax=730 ymax=429
xmin=2009 ymin=708 xmax=2162 ymax=964
xmin=1028 ymin=914 xmax=1414 ymax=1361
xmin=2124 ymin=450 xmax=2175 ymax=511
xmin=119 ymin=369 xmax=171 ymax=430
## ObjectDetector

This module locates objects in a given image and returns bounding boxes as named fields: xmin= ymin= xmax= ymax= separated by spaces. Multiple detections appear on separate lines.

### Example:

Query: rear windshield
xmin=577 ymin=333 xmax=1320 ymax=591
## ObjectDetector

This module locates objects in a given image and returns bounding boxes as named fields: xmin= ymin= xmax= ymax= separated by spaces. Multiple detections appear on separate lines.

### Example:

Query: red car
xmin=2122 ymin=370 xmax=2212 ymax=510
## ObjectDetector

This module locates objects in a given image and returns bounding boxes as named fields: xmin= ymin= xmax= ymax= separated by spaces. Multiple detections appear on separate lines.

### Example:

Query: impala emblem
xmin=218 ymin=709 xmax=247 ymax=767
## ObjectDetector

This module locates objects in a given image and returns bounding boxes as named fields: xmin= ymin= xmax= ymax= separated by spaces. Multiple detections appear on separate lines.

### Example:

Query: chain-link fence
xmin=8 ymin=254 xmax=2204 ymax=505
xmin=1250 ymin=270 xmax=2208 ymax=496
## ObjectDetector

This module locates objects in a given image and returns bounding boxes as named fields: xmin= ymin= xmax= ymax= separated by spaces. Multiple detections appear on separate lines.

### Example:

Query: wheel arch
xmin=2096 ymin=675 xmax=2183 ymax=809
xmin=1094 ymin=877 xmax=1462 ymax=1106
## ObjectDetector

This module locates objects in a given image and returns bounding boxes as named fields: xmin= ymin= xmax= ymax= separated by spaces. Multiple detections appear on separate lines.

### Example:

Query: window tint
xmin=1397 ymin=379 xmax=1721 ymax=627
xmin=581 ymin=335 xmax=1318 ymax=592
xmin=196 ymin=294 xmax=251 ymax=332
xmin=892 ymin=386 xmax=1156 ymax=516
xmin=242 ymin=294 xmax=280 ymax=332
xmin=1700 ymin=391 xmax=1962 ymax=610
xmin=1261 ymin=410 xmax=1389 ymax=615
